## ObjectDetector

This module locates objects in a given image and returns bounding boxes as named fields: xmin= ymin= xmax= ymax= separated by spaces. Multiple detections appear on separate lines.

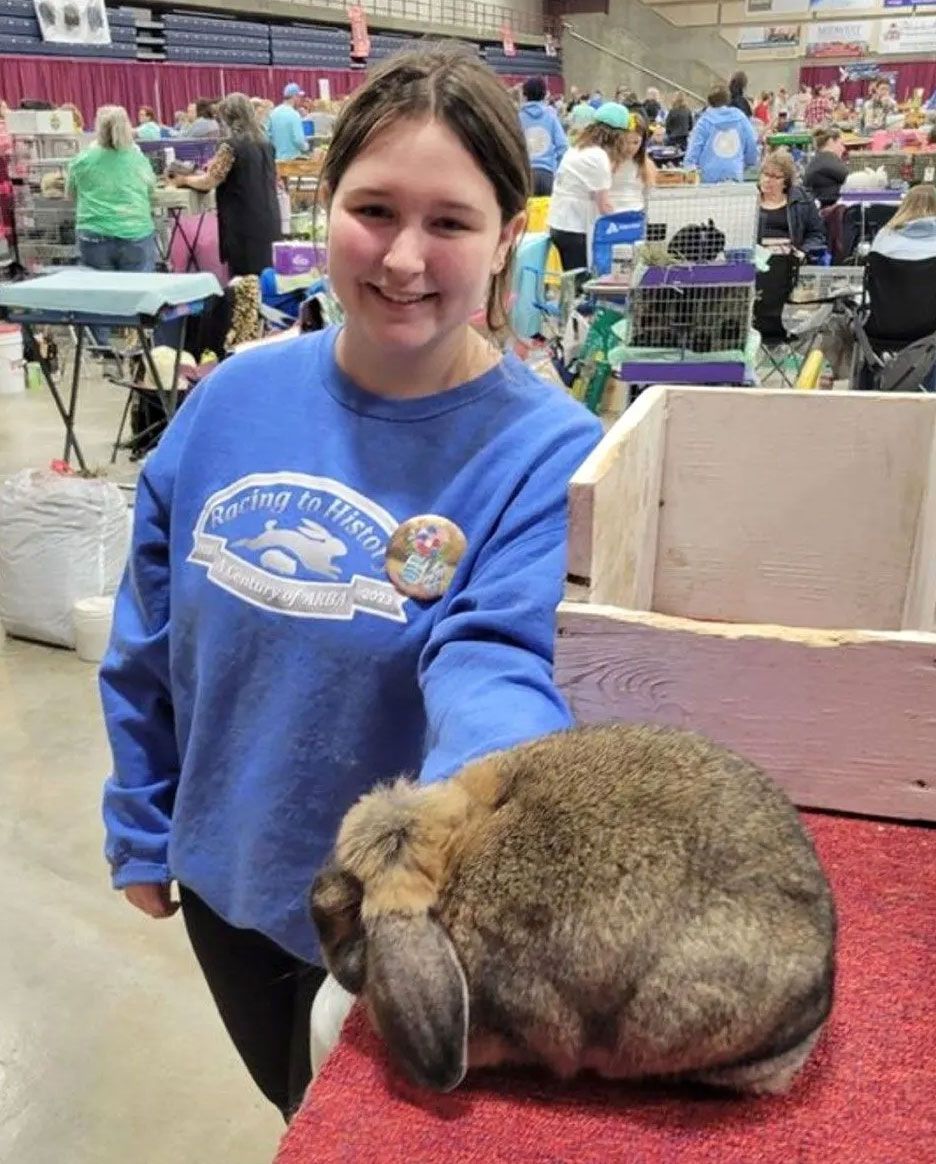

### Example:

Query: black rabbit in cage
xmin=631 ymin=282 xmax=752 ymax=354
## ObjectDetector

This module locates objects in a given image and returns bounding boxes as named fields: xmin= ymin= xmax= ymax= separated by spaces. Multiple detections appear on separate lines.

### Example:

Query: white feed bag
xmin=0 ymin=469 xmax=130 ymax=648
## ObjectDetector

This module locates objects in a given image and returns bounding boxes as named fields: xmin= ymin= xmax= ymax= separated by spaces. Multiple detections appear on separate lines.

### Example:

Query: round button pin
xmin=385 ymin=514 xmax=467 ymax=601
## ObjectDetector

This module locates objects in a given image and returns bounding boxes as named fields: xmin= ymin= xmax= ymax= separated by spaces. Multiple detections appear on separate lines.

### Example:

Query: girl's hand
xmin=124 ymin=882 xmax=180 ymax=919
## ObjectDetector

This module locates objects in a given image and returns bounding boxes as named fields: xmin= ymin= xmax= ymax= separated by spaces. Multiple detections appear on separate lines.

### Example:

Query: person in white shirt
xmin=608 ymin=111 xmax=656 ymax=212
xmin=547 ymin=101 xmax=632 ymax=273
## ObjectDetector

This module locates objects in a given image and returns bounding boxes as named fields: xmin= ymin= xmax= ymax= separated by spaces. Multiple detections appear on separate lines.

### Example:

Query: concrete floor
xmin=0 ymin=362 xmax=283 ymax=1163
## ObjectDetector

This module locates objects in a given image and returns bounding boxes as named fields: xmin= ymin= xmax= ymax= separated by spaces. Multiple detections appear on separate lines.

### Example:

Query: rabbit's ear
xmin=309 ymin=867 xmax=366 ymax=994
xmin=367 ymin=912 xmax=469 ymax=1093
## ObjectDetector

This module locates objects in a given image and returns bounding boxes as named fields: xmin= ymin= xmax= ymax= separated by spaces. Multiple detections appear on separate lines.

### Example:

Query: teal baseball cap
xmin=594 ymin=102 xmax=631 ymax=130
xmin=570 ymin=102 xmax=598 ymax=128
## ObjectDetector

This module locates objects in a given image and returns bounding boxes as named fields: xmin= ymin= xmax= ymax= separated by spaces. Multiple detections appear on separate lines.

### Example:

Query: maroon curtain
xmin=800 ymin=61 xmax=936 ymax=104
xmin=0 ymin=56 xmax=370 ymax=125
xmin=0 ymin=55 xmax=563 ymax=127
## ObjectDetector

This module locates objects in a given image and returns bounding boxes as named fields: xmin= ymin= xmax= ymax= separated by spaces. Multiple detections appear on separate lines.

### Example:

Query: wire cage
xmin=139 ymin=138 xmax=218 ymax=175
xmin=843 ymin=151 xmax=915 ymax=183
xmin=644 ymin=185 xmax=759 ymax=261
xmin=627 ymin=263 xmax=757 ymax=354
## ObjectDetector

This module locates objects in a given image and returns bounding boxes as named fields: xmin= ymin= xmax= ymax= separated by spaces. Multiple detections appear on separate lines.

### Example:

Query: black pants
xmin=531 ymin=167 xmax=554 ymax=196
xmin=549 ymin=227 xmax=588 ymax=273
xmin=180 ymin=885 xmax=327 ymax=1120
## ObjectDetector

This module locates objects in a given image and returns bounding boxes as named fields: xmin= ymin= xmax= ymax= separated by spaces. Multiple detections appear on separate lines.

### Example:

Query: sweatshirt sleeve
xmin=417 ymin=411 xmax=603 ymax=785
xmin=684 ymin=118 xmax=709 ymax=168
xmin=552 ymin=110 xmax=569 ymax=163
xmin=99 ymin=394 xmax=201 ymax=889
xmin=292 ymin=110 xmax=309 ymax=155
xmin=742 ymin=117 xmax=759 ymax=168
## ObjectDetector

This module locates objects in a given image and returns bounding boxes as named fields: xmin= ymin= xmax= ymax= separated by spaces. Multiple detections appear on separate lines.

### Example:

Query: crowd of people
xmin=510 ymin=70 xmax=936 ymax=278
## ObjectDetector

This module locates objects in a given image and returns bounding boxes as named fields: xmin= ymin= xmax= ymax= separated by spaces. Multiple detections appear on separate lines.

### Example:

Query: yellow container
xmin=526 ymin=196 xmax=550 ymax=233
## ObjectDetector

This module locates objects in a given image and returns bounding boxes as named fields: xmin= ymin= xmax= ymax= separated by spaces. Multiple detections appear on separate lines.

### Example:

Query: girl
xmin=100 ymin=45 xmax=602 ymax=1124
xmin=608 ymin=110 xmax=656 ymax=212
xmin=547 ymin=101 xmax=632 ymax=273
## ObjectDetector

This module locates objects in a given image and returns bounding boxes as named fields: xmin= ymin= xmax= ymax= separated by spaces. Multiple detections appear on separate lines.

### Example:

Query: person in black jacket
xmin=171 ymin=92 xmax=281 ymax=277
xmin=729 ymin=71 xmax=753 ymax=119
xmin=803 ymin=128 xmax=849 ymax=208
xmin=665 ymin=92 xmax=693 ymax=149
xmin=758 ymin=149 xmax=827 ymax=259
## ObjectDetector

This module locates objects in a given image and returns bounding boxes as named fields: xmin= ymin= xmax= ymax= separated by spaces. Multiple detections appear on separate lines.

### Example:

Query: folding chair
xmin=755 ymin=251 xmax=804 ymax=387
xmin=851 ymin=253 xmax=936 ymax=392
xmin=840 ymin=202 xmax=898 ymax=265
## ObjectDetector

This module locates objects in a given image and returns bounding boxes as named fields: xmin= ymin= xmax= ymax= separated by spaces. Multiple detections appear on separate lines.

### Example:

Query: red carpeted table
xmin=276 ymin=813 xmax=935 ymax=1164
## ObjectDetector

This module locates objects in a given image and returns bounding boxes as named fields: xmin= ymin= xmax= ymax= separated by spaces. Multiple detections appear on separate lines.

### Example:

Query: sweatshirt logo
xmin=188 ymin=472 xmax=407 ymax=623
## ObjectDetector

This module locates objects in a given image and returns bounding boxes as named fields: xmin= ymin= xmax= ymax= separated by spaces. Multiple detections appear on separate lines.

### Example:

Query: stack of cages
xmin=613 ymin=185 xmax=760 ymax=385
xmin=8 ymin=109 xmax=83 ymax=274
xmin=0 ymin=115 xmax=13 ymax=275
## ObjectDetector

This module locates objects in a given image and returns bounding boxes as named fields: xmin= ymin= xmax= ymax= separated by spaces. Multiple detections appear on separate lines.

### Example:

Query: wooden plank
xmin=901 ymin=421 xmax=936 ymax=633
xmin=654 ymin=390 xmax=936 ymax=632
xmin=567 ymin=386 xmax=666 ymax=608
xmin=555 ymin=602 xmax=936 ymax=822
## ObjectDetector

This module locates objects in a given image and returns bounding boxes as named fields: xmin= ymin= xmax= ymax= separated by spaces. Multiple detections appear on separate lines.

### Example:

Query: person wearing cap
xmin=547 ymin=101 xmax=632 ymax=275
xmin=567 ymin=101 xmax=597 ymax=145
xmin=268 ymin=82 xmax=309 ymax=162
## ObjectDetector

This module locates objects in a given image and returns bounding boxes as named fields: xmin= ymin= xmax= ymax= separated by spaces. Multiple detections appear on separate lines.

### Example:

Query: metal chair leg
xmin=111 ymin=391 xmax=134 ymax=464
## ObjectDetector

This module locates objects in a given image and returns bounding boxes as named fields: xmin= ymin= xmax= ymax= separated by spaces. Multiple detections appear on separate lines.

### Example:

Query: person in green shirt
xmin=135 ymin=106 xmax=163 ymax=142
xmin=66 ymin=104 xmax=157 ymax=273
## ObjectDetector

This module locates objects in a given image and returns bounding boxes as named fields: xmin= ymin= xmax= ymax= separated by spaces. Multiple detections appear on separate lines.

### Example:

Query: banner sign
xmin=878 ymin=15 xmax=936 ymax=53
xmin=838 ymin=62 xmax=896 ymax=82
xmin=746 ymin=0 xmax=808 ymax=14
xmin=348 ymin=4 xmax=370 ymax=59
xmin=804 ymin=21 xmax=875 ymax=58
xmin=737 ymin=25 xmax=801 ymax=59
xmin=883 ymin=0 xmax=936 ymax=7
xmin=33 ymin=0 xmax=111 ymax=45
xmin=545 ymin=33 xmax=558 ymax=57
xmin=502 ymin=23 xmax=517 ymax=57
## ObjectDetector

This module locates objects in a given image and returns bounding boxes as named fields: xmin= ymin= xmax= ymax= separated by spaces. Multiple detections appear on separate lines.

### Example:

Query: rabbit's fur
xmin=311 ymin=724 xmax=836 ymax=1095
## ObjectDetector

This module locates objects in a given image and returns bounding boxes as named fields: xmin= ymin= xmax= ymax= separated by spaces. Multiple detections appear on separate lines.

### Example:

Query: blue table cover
xmin=0 ymin=269 xmax=222 ymax=318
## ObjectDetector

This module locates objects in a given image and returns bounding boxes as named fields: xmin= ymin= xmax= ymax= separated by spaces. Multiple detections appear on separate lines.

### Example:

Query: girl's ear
xmin=492 ymin=210 xmax=527 ymax=275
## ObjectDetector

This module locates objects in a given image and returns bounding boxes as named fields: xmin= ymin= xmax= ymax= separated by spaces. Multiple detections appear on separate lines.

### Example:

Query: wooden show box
xmin=557 ymin=387 xmax=936 ymax=822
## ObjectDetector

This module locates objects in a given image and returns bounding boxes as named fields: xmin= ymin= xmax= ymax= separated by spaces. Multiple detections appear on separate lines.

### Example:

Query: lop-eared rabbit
xmin=311 ymin=724 xmax=835 ymax=1095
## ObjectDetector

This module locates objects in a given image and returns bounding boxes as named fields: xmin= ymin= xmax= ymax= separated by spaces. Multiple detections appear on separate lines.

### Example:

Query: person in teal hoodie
xmin=518 ymin=75 xmax=568 ymax=195
xmin=685 ymin=83 xmax=759 ymax=184
xmin=100 ymin=45 xmax=602 ymax=1122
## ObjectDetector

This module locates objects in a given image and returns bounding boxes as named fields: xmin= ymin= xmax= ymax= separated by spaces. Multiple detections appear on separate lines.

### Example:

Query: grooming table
xmin=276 ymin=813 xmax=934 ymax=1164
xmin=153 ymin=186 xmax=216 ymax=273
xmin=0 ymin=269 xmax=221 ymax=470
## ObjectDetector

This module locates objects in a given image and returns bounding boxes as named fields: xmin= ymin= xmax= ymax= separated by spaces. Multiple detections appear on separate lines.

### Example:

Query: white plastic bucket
xmin=0 ymin=325 xmax=24 ymax=396
xmin=72 ymin=596 xmax=115 ymax=663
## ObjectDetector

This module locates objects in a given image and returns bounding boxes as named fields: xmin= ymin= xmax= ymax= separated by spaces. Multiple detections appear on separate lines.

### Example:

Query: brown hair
xmin=708 ymin=85 xmax=730 ymax=108
xmin=139 ymin=105 xmax=155 ymax=122
xmin=671 ymin=92 xmax=688 ymax=111
xmin=321 ymin=44 xmax=530 ymax=335
xmin=218 ymin=92 xmax=264 ymax=143
xmin=813 ymin=127 xmax=841 ymax=151
xmin=762 ymin=148 xmax=796 ymax=193
xmin=887 ymin=183 xmax=936 ymax=231
xmin=578 ymin=121 xmax=632 ymax=168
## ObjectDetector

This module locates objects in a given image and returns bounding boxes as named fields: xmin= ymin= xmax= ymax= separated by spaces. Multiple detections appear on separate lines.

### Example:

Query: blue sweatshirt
xmin=519 ymin=101 xmax=568 ymax=175
xmin=100 ymin=328 xmax=603 ymax=963
xmin=684 ymin=105 xmax=759 ymax=184
xmin=267 ymin=101 xmax=308 ymax=161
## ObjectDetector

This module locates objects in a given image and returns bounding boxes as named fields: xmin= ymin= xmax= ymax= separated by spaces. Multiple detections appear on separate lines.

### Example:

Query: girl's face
xmin=327 ymin=117 xmax=522 ymax=360
xmin=622 ymin=131 xmax=643 ymax=158
xmin=760 ymin=167 xmax=786 ymax=200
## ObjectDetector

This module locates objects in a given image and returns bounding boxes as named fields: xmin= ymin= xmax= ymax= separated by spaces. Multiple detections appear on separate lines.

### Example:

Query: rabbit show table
xmin=275 ymin=812 xmax=934 ymax=1164
xmin=559 ymin=386 xmax=936 ymax=823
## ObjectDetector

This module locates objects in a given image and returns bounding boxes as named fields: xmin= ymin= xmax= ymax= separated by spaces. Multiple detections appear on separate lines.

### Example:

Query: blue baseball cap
xmin=283 ymin=83 xmax=304 ymax=99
